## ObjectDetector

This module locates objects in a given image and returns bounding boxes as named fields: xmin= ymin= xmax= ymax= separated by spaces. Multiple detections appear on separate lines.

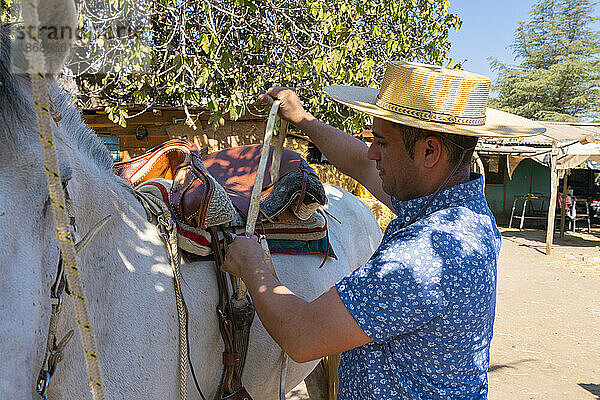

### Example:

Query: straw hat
xmin=324 ymin=61 xmax=546 ymax=137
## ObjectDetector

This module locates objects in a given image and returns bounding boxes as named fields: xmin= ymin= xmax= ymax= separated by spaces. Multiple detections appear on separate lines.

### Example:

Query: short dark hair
xmin=393 ymin=123 xmax=478 ymax=167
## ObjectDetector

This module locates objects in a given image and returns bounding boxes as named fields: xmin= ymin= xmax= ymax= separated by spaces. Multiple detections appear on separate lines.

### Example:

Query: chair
xmin=509 ymin=194 xmax=549 ymax=230
xmin=563 ymin=198 xmax=591 ymax=233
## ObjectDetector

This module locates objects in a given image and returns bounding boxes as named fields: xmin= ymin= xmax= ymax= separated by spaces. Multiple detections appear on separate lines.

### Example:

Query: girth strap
xmin=209 ymin=228 xmax=255 ymax=400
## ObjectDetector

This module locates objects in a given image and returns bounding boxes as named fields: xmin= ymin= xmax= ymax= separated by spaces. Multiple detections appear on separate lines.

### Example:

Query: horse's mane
xmin=0 ymin=24 xmax=32 ymax=156
xmin=53 ymin=88 xmax=114 ymax=172
xmin=0 ymin=24 xmax=113 ymax=172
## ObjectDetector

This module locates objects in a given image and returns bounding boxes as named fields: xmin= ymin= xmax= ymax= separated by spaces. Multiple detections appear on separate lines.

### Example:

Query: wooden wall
xmin=82 ymin=107 xmax=360 ymax=192
xmin=82 ymin=108 xmax=267 ymax=160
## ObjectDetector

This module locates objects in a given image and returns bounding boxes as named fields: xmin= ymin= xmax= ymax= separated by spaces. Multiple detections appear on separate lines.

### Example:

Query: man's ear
xmin=422 ymin=136 xmax=443 ymax=168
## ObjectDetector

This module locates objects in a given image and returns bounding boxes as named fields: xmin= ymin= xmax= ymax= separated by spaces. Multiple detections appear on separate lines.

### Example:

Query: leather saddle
xmin=114 ymin=139 xmax=327 ymax=228
xmin=114 ymin=139 xmax=328 ymax=400
xmin=114 ymin=138 xmax=198 ymax=185
xmin=113 ymin=139 xmax=228 ymax=229
xmin=203 ymin=144 xmax=326 ymax=222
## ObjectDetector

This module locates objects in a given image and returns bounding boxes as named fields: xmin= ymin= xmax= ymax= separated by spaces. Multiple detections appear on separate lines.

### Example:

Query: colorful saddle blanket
xmin=137 ymin=178 xmax=333 ymax=258
xmin=114 ymin=139 xmax=334 ymax=259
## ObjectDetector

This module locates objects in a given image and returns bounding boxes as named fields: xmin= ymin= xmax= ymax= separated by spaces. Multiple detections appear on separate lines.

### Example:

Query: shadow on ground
xmin=500 ymin=227 xmax=600 ymax=249
xmin=578 ymin=383 xmax=600 ymax=399
xmin=488 ymin=358 xmax=536 ymax=373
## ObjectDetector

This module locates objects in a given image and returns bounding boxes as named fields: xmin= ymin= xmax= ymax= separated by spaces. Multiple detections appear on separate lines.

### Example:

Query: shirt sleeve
xmin=336 ymin=245 xmax=448 ymax=344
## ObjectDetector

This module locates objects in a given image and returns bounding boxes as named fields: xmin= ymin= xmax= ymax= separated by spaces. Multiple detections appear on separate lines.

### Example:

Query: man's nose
xmin=367 ymin=142 xmax=379 ymax=160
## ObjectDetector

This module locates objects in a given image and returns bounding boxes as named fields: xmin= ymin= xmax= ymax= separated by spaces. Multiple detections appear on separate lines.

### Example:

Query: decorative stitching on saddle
xmin=184 ymin=170 xmax=202 ymax=220
xmin=133 ymin=147 xmax=186 ymax=186
xmin=169 ymin=165 xmax=186 ymax=221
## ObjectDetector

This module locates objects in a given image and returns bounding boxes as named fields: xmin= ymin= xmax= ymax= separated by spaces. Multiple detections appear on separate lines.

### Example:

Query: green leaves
xmin=220 ymin=52 xmax=232 ymax=70
xmin=492 ymin=0 xmax=599 ymax=121
xmin=200 ymin=33 xmax=212 ymax=55
xmin=226 ymin=91 xmax=245 ymax=122
xmin=74 ymin=0 xmax=460 ymax=132
xmin=105 ymin=105 xmax=129 ymax=128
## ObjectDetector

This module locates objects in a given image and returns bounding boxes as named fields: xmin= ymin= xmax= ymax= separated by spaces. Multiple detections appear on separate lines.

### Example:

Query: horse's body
xmin=0 ymin=5 xmax=382 ymax=398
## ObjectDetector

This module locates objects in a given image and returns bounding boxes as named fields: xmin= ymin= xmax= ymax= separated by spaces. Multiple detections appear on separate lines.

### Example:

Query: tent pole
xmin=473 ymin=152 xmax=485 ymax=186
xmin=559 ymin=170 xmax=569 ymax=238
xmin=546 ymin=141 xmax=559 ymax=255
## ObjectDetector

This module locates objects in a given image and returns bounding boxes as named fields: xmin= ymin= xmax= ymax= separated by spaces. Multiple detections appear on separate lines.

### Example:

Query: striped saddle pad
xmin=137 ymin=178 xmax=333 ymax=259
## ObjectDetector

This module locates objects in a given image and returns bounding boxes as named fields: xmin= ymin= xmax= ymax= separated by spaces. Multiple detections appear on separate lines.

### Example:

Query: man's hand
xmin=258 ymin=87 xmax=315 ymax=128
xmin=222 ymin=235 xmax=266 ymax=278
xmin=221 ymin=235 xmax=373 ymax=363
xmin=258 ymin=85 xmax=393 ymax=211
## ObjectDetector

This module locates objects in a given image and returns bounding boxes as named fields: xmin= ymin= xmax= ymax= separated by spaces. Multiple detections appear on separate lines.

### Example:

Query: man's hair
xmin=393 ymin=123 xmax=479 ymax=167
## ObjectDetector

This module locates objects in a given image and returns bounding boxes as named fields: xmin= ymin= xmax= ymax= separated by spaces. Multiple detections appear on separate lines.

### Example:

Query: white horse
xmin=0 ymin=2 xmax=382 ymax=399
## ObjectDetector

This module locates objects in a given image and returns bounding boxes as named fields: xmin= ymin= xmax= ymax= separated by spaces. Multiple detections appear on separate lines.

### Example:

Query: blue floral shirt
xmin=335 ymin=173 xmax=501 ymax=399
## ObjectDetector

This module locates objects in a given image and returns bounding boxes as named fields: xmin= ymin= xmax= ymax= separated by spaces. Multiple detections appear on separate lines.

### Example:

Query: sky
xmin=447 ymin=0 xmax=540 ymax=82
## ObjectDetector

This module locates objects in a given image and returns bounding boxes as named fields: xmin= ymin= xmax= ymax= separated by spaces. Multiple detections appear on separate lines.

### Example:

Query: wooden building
xmin=82 ymin=106 xmax=270 ymax=161
xmin=82 ymin=106 xmax=362 ymax=197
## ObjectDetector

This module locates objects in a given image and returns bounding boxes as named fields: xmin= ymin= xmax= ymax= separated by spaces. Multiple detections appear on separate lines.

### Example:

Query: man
xmin=222 ymin=61 xmax=545 ymax=399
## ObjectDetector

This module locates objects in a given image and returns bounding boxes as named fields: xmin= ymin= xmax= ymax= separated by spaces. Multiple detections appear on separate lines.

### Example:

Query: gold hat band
xmin=375 ymin=97 xmax=487 ymax=126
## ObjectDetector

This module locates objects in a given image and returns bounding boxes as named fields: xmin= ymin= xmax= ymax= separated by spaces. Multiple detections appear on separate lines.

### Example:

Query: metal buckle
xmin=37 ymin=371 xmax=50 ymax=399
xmin=157 ymin=215 xmax=174 ymax=231
xmin=51 ymin=292 xmax=63 ymax=313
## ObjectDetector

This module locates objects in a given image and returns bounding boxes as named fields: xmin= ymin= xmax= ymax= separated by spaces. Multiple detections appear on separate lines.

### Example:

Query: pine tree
xmin=490 ymin=0 xmax=600 ymax=122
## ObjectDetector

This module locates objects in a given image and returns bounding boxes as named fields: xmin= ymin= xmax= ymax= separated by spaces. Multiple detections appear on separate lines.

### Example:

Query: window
xmin=98 ymin=134 xmax=120 ymax=162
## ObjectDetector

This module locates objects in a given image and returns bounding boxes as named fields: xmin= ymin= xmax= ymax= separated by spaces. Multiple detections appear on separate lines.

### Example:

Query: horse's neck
xmin=53 ymin=172 xmax=192 ymax=397
xmin=75 ymin=173 xmax=173 ymax=303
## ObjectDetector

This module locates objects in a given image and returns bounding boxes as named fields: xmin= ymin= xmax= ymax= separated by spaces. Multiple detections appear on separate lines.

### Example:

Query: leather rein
xmin=36 ymin=183 xmax=103 ymax=399
xmin=37 ymin=255 xmax=72 ymax=399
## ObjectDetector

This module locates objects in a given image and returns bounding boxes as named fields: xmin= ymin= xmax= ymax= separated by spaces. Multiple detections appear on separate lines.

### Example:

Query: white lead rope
xmin=134 ymin=190 xmax=190 ymax=400
xmin=239 ymin=101 xmax=290 ymax=400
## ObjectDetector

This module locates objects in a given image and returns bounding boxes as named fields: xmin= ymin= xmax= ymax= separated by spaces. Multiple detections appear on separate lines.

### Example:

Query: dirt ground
xmin=288 ymin=227 xmax=600 ymax=399
xmin=489 ymin=228 xmax=600 ymax=400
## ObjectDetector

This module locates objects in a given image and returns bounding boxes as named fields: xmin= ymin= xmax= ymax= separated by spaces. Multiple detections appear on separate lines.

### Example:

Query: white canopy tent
xmin=475 ymin=122 xmax=600 ymax=255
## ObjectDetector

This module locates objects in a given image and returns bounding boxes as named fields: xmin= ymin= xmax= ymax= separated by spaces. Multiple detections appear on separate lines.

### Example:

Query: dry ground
xmin=489 ymin=228 xmax=600 ymax=400
xmin=288 ymin=227 xmax=600 ymax=399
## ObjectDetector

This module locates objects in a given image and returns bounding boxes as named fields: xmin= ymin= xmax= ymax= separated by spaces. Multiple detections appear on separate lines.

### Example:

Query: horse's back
xmin=240 ymin=183 xmax=382 ymax=397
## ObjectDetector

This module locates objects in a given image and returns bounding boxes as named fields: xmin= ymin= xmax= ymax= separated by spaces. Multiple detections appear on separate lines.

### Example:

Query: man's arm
xmin=222 ymin=236 xmax=372 ymax=363
xmin=258 ymin=87 xmax=392 ymax=210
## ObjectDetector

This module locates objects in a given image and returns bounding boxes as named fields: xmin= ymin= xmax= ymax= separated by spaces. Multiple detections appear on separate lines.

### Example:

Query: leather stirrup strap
xmin=209 ymin=227 xmax=240 ymax=395
xmin=209 ymin=228 xmax=255 ymax=400
xmin=295 ymin=168 xmax=309 ymax=215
